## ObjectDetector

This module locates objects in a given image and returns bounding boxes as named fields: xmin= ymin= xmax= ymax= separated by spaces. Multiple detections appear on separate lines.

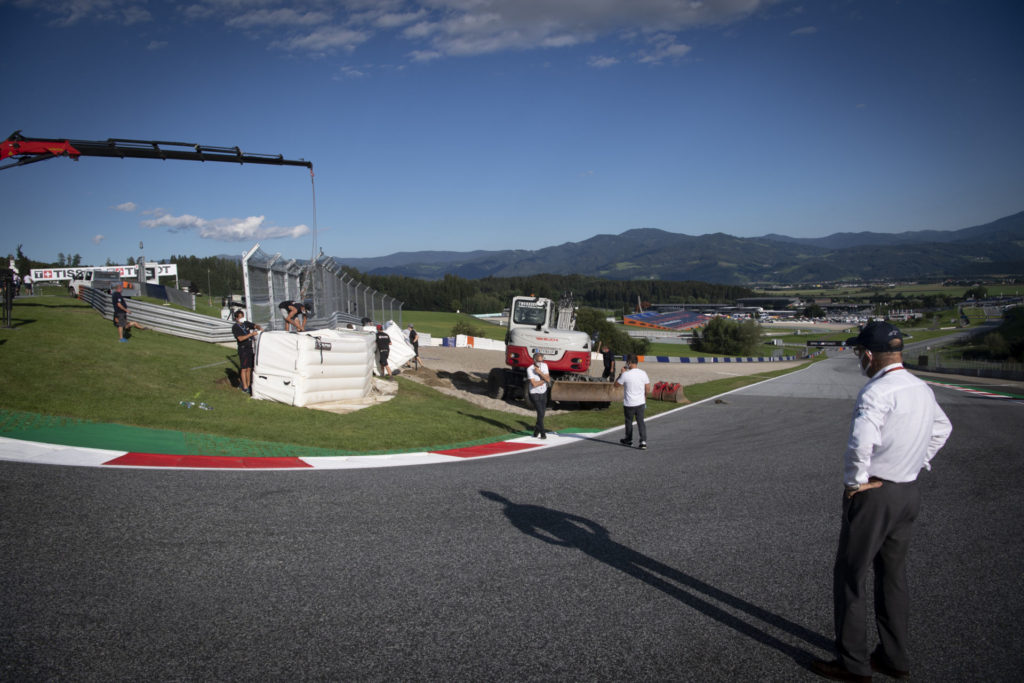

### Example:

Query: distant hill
xmin=335 ymin=210 xmax=1024 ymax=285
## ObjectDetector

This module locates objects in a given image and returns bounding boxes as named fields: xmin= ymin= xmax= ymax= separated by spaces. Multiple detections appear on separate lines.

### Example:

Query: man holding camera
xmin=616 ymin=354 xmax=650 ymax=450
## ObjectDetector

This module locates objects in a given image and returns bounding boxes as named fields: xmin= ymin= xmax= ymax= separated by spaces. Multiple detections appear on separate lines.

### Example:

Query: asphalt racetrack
xmin=2 ymin=356 xmax=1022 ymax=680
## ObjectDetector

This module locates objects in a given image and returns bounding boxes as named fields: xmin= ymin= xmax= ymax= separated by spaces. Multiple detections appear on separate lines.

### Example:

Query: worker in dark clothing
xmin=375 ymin=324 xmax=392 ymax=377
xmin=231 ymin=309 xmax=262 ymax=395
xmin=408 ymin=324 xmax=421 ymax=369
xmin=278 ymin=300 xmax=307 ymax=332
xmin=601 ymin=344 xmax=616 ymax=381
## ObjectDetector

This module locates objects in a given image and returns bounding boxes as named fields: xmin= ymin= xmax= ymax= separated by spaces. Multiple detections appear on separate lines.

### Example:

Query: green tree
xmin=984 ymin=332 xmax=1009 ymax=359
xmin=692 ymin=317 xmax=763 ymax=355
xmin=575 ymin=307 xmax=649 ymax=356
xmin=451 ymin=320 xmax=486 ymax=337
xmin=964 ymin=285 xmax=988 ymax=300
xmin=15 ymin=245 xmax=31 ymax=276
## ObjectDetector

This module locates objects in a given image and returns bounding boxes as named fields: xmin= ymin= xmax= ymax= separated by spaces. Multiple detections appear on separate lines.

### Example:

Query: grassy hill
xmin=0 ymin=297 xmax=535 ymax=455
xmin=0 ymin=297 xmax=812 ymax=456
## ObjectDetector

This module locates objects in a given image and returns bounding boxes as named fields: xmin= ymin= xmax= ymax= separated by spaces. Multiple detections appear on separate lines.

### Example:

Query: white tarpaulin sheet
xmin=365 ymin=321 xmax=416 ymax=375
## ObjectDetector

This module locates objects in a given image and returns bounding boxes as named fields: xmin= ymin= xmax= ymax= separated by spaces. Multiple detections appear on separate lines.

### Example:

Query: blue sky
xmin=2 ymin=0 xmax=1022 ymax=267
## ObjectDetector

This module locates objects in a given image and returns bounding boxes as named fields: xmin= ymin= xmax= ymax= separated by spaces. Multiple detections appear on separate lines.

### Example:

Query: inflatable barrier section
xmin=252 ymin=329 xmax=375 ymax=407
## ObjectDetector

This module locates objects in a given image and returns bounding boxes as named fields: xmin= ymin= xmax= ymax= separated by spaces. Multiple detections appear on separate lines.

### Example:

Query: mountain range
xmin=335 ymin=210 xmax=1024 ymax=285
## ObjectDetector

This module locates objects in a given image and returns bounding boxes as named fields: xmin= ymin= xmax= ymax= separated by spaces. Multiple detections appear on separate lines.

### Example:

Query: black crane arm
xmin=1 ymin=130 xmax=313 ymax=171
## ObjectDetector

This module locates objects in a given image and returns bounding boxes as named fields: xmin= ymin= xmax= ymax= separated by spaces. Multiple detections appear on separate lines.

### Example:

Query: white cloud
xmin=588 ymin=55 xmax=619 ymax=68
xmin=113 ymin=202 xmax=137 ymax=212
xmin=790 ymin=26 xmax=817 ymax=36
xmin=398 ymin=0 xmax=761 ymax=59
xmin=226 ymin=8 xmax=331 ymax=29
xmin=275 ymin=26 xmax=370 ymax=52
xmin=121 ymin=5 xmax=150 ymax=25
xmin=22 ymin=1 xmax=775 ymax=63
xmin=92 ymin=234 xmax=105 ymax=245
xmin=147 ymin=40 xmax=168 ymax=50
xmin=636 ymin=33 xmax=692 ymax=64
xmin=141 ymin=211 xmax=310 ymax=242
xmin=180 ymin=4 xmax=215 ymax=21
xmin=409 ymin=49 xmax=442 ymax=62
xmin=17 ymin=0 xmax=153 ymax=26
xmin=374 ymin=10 xmax=427 ymax=29
xmin=336 ymin=65 xmax=368 ymax=79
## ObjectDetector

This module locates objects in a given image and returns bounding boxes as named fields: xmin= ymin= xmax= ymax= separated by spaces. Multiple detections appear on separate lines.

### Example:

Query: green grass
xmin=397 ymin=310 xmax=507 ymax=341
xmin=0 ymin=296 xmax=809 ymax=455
xmin=642 ymin=342 xmax=720 ymax=357
xmin=756 ymin=282 xmax=1024 ymax=299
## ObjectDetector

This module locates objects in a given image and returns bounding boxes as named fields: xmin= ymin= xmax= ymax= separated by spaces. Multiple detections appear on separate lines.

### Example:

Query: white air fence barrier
xmin=253 ymin=330 xmax=375 ymax=407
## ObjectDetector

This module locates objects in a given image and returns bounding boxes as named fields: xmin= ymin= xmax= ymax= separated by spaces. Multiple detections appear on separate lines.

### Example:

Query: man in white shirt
xmin=526 ymin=353 xmax=551 ymax=439
xmin=813 ymin=321 xmax=952 ymax=683
xmin=616 ymin=354 xmax=651 ymax=450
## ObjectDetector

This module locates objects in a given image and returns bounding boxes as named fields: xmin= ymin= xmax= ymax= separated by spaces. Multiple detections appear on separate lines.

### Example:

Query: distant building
xmin=735 ymin=296 xmax=801 ymax=310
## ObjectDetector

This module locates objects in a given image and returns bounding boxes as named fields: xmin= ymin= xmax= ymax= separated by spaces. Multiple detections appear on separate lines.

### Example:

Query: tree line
xmin=7 ymin=248 xmax=753 ymax=313
xmin=169 ymin=254 xmax=244 ymax=299
xmin=339 ymin=268 xmax=757 ymax=313
xmin=5 ymin=247 xmax=246 ymax=301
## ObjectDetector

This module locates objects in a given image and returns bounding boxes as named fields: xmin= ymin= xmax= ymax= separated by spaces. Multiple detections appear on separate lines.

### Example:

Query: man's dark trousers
xmin=623 ymin=404 xmax=646 ymax=443
xmin=532 ymin=391 xmax=547 ymax=436
xmin=833 ymin=480 xmax=920 ymax=676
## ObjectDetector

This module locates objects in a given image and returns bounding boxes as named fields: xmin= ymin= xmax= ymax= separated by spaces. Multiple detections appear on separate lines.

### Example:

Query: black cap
xmin=846 ymin=321 xmax=903 ymax=352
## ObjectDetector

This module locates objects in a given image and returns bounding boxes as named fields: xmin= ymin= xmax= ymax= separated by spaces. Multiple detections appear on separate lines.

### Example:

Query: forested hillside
xmin=348 ymin=270 xmax=756 ymax=313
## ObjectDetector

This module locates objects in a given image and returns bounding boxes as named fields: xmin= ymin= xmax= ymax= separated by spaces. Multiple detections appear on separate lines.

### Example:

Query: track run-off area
xmin=2 ymin=356 xmax=1022 ymax=680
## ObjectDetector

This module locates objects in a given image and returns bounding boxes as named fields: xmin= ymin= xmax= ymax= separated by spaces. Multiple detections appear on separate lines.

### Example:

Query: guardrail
xmin=81 ymin=287 xmax=236 ymax=343
xmin=81 ymin=287 xmax=373 ymax=344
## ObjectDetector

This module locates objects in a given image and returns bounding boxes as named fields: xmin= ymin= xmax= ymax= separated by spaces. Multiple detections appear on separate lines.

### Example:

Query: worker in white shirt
xmin=616 ymin=354 xmax=651 ymax=450
xmin=526 ymin=353 xmax=551 ymax=439
xmin=813 ymin=321 xmax=952 ymax=683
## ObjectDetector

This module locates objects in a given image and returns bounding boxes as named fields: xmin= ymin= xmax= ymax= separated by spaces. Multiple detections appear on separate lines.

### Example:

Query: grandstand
xmin=624 ymin=309 xmax=711 ymax=331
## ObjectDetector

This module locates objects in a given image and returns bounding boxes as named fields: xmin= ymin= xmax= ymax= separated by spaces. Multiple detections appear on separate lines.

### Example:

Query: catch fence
xmin=241 ymin=245 xmax=403 ymax=331
xmin=906 ymin=354 xmax=1024 ymax=381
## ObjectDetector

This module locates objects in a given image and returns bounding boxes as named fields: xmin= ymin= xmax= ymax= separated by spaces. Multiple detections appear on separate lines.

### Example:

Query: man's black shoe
xmin=810 ymin=659 xmax=871 ymax=682
xmin=619 ymin=438 xmax=632 ymax=447
xmin=870 ymin=654 xmax=909 ymax=680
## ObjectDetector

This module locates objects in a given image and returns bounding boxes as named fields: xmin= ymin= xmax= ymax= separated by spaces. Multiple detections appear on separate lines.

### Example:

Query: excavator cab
xmin=511 ymin=298 xmax=549 ymax=329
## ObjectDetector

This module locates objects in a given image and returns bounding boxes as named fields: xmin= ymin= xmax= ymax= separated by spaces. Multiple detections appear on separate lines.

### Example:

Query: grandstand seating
xmin=623 ymin=310 xmax=710 ymax=331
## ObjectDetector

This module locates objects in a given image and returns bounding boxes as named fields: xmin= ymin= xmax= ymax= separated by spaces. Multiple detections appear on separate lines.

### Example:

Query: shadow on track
xmin=481 ymin=490 xmax=831 ymax=666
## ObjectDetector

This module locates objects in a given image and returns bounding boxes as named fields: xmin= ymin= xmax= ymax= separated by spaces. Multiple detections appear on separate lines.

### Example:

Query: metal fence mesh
xmin=242 ymin=245 xmax=402 ymax=330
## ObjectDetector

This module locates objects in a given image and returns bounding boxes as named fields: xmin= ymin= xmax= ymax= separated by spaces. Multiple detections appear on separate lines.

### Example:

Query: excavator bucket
xmin=550 ymin=380 xmax=622 ymax=403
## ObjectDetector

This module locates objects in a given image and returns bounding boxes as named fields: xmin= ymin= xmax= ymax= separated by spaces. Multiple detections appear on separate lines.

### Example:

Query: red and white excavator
xmin=487 ymin=293 xmax=621 ymax=406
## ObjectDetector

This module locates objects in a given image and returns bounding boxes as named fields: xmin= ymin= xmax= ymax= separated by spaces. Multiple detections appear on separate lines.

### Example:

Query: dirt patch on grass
xmin=399 ymin=363 xmax=543 ymax=416
xmin=396 ymin=346 xmax=805 ymax=415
